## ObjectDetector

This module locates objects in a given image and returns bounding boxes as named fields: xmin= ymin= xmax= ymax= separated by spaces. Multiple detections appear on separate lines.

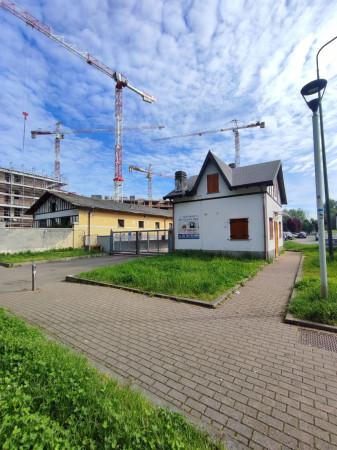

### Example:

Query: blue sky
xmin=0 ymin=0 xmax=337 ymax=216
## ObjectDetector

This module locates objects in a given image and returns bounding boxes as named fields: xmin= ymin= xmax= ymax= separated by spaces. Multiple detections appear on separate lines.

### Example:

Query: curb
xmin=284 ymin=313 xmax=337 ymax=334
xmin=284 ymin=251 xmax=337 ymax=334
xmin=65 ymin=274 xmax=252 ymax=309
xmin=0 ymin=253 xmax=106 ymax=268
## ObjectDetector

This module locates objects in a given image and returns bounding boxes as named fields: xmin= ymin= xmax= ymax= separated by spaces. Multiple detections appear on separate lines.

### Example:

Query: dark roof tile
xmin=27 ymin=191 xmax=173 ymax=217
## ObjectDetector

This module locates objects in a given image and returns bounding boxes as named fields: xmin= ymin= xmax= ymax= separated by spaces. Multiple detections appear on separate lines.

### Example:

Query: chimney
xmin=175 ymin=171 xmax=188 ymax=192
xmin=229 ymin=163 xmax=236 ymax=169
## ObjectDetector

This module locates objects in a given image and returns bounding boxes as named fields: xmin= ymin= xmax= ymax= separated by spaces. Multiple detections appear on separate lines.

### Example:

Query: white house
xmin=164 ymin=151 xmax=287 ymax=259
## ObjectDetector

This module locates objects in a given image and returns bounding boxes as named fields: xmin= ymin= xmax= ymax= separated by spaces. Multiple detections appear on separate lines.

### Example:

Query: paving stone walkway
xmin=1 ymin=252 xmax=337 ymax=449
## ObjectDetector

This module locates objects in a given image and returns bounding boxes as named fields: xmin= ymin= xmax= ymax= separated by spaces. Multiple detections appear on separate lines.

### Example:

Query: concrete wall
xmin=0 ymin=228 xmax=85 ymax=253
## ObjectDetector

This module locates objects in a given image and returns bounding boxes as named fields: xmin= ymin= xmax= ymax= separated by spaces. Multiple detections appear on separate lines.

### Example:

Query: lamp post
xmin=316 ymin=36 xmax=337 ymax=260
xmin=301 ymin=79 xmax=328 ymax=298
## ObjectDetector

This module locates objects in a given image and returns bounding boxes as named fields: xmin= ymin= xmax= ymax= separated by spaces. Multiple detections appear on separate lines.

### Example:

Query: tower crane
xmin=0 ymin=1 xmax=156 ymax=202
xmin=31 ymin=122 xmax=165 ymax=180
xmin=128 ymin=164 xmax=173 ymax=207
xmin=154 ymin=120 xmax=265 ymax=167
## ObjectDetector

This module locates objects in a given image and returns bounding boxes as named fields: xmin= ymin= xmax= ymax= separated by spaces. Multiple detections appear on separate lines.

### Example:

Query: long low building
xmin=26 ymin=191 xmax=173 ymax=246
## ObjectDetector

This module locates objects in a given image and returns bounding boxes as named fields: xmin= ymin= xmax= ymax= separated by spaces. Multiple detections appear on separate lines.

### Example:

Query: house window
xmin=5 ymin=173 xmax=10 ymax=182
xmin=14 ymin=175 xmax=21 ymax=183
xmin=230 ymin=218 xmax=249 ymax=240
xmin=14 ymin=208 xmax=21 ymax=217
xmin=155 ymin=222 xmax=160 ymax=229
xmin=50 ymin=201 xmax=56 ymax=213
xmin=207 ymin=173 xmax=219 ymax=194
xmin=118 ymin=219 xmax=125 ymax=228
xmin=269 ymin=218 xmax=274 ymax=239
xmin=138 ymin=220 xmax=144 ymax=228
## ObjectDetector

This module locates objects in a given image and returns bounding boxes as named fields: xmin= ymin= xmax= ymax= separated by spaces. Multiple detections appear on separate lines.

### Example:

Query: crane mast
xmin=129 ymin=164 xmax=173 ymax=207
xmin=0 ymin=0 xmax=156 ymax=201
xmin=54 ymin=121 xmax=62 ymax=180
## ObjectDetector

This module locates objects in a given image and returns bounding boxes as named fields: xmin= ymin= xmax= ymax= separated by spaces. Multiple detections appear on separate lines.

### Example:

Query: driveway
xmin=0 ymin=254 xmax=134 ymax=295
xmin=0 ymin=252 xmax=337 ymax=450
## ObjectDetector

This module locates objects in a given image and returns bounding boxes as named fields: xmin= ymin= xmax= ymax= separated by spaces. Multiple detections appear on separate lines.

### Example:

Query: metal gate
xmin=97 ymin=229 xmax=173 ymax=255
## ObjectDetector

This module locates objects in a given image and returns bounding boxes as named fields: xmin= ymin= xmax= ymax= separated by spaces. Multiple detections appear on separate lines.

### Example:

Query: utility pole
xmin=316 ymin=36 xmax=337 ymax=260
xmin=301 ymin=79 xmax=328 ymax=298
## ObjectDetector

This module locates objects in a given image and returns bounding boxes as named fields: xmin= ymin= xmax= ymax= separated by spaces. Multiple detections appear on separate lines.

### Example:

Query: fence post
xmin=110 ymin=230 xmax=114 ymax=255
xmin=136 ymin=231 xmax=140 ymax=255
xmin=168 ymin=229 xmax=173 ymax=252
xmin=32 ymin=263 xmax=36 ymax=291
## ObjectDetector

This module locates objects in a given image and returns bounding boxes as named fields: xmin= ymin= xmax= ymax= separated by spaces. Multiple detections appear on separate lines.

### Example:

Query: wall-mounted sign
xmin=178 ymin=215 xmax=200 ymax=239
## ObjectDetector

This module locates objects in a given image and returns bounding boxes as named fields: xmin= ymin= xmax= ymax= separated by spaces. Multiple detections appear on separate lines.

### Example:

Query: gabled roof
xmin=164 ymin=151 xmax=287 ymax=204
xmin=26 ymin=191 xmax=173 ymax=218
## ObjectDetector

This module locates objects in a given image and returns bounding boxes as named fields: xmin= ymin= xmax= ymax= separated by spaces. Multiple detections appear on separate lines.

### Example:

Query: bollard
xmin=32 ymin=263 xmax=36 ymax=291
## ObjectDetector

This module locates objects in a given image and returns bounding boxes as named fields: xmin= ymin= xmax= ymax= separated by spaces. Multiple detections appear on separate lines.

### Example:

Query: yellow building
xmin=27 ymin=191 xmax=173 ymax=247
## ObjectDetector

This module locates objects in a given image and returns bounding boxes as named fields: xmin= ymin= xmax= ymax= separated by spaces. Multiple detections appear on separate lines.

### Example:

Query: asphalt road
xmin=0 ymin=255 xmax=134 ymax=295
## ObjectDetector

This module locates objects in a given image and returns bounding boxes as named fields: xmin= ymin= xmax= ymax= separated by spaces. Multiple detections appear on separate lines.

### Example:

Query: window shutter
xmin=207 ymin=173 xmax=219 ymax=193
xmin=230 ymin=218 xmax=249 ymax=240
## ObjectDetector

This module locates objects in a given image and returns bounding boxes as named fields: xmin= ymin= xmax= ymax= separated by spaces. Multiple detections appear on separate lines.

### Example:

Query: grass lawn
xmin=0 ymin=308 xmax=223 ymax=449
xmin=78 ymin=252 xmax=264 ymax=301
xmin=0 ymin=247 xmax=101 ymax=264
xmin=285 ymin=241 xmax=337 ymax=325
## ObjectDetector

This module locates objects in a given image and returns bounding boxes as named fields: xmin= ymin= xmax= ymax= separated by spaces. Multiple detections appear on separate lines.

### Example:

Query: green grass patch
xmin=285 ymin=241 xmax=337 ymax=325
xmin=0 ymin=308 xmax=223 ymax=449
xmin=0 ymin=247 xmax=101 ymax=264
xmin=78 ymin=252 xmax=264 ymax=301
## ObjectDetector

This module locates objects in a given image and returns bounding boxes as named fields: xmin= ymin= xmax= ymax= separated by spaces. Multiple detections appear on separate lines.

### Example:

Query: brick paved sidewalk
xmin=1 ymin=252 xmax=337 ymax=449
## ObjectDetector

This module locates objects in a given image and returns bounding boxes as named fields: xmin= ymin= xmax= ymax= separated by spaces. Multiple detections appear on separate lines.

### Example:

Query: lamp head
xmin=301 ymin=79 xmax=327 ymax=112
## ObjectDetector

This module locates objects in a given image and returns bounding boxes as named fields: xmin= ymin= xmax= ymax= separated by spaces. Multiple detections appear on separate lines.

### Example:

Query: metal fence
xmin=97 ymin=229 xmax=173 ymax=255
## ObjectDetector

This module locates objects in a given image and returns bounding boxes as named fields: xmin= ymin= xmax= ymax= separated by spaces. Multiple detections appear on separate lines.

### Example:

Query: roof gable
xmin=189 ymin=151 xmax=232 ymax=195
xmin=164 ymin=151 xmax=287 ymax=204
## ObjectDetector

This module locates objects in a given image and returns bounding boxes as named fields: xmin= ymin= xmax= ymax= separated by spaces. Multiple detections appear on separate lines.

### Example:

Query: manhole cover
xmin=300 ymin=328 xmax=337 ymax=353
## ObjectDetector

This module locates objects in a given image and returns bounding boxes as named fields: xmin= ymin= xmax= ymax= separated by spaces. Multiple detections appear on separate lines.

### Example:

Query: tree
xmin=284 ymin=208 xmax=307 ymax=223
xmin=325 ymin=199 xmax=337 ymax=230
xmin=303 ymin=219 xmax=313 ymax=234
xmin=286 ymin=217 xmax=301 ymax=233
xmin=310 ymin=218 xmax=318 ymax=232
xmin=283 ymin=208 xmax=308 ymax=232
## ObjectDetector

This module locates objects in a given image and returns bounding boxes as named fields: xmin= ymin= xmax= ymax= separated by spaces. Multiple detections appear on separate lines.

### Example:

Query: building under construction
xmin=0 ymin=167 xmax=65 ymax=228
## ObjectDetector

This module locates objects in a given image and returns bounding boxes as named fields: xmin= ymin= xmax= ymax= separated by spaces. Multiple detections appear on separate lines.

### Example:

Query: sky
xmin=0 ymin=0 xmax=336 ymax=217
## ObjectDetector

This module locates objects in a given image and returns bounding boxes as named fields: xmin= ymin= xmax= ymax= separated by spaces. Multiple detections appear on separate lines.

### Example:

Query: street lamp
xmin=316 ymin=36 xmax=337 ymax=260
xmin=301 ymin=79 xmax=328 ymax=298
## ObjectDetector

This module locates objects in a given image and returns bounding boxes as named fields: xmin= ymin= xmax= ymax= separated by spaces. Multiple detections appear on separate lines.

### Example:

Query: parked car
xmin=298 ymin=231 xmax=307 ymax=238
xmin=283 ymin=232 xmax=294 ymax=240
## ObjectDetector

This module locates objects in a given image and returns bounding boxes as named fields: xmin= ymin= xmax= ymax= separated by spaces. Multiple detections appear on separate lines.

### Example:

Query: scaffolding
xmin=0 ymin=167 xmax=66 ymax=227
